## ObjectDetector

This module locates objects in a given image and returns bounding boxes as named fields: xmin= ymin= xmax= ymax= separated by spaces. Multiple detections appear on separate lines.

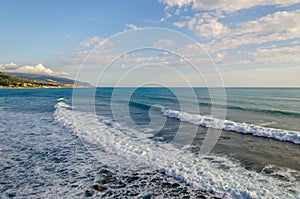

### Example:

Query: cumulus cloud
xmin=173 ymin=9 xmax=300 ymax=43
xmin=17 ymin=64 xmax=54 ymax=74
xmin=167 ymin=9 xmax=300 ymax=68
xmin=232 ymin=10 xmax=300 ymax=40
xmin=194 ymin=16 xmax=229 ymax=38
xmin=0 ymin=62 xmax=18 ymax=70
xmin=160 ymin=0 xmax=300 ymax=63
xmin=250 ymin=45 xmax=300 ymax=63
xmin=173 ymin=21 xmax=186 ymax=28
xmin=0 ymin=63 xmax=68 ymax=76
xmin=160 ymin=0 xmax=299 ymax=12
xmin=205 ymin=10 xmax=300 ymax=53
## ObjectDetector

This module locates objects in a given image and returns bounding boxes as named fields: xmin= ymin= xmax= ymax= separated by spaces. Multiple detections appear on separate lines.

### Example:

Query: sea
xmin=0 ymin=88 xmax=299 ymax=198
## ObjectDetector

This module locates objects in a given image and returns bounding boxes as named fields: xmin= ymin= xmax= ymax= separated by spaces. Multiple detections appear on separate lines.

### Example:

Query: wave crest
xmin=162 ymin=109 xmax=300 ymax=144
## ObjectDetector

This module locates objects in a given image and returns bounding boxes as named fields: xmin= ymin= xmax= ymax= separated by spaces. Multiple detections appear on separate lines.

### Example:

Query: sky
xmin=0 ymin=0 xmax=300 ymax=87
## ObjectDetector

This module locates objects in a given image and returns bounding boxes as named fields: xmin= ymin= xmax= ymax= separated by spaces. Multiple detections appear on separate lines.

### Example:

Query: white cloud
xmin=0 ymin=62 xmax=17 ymax=69
xmin=194 ymin=16 xmax=229 ymax=38
xmin=125 ymin=24 xmax=140 ymax=30
xmin=160 ymin=0 xmax=299 ymax=12
xmin=17 ymin=64 xmax=54 ymax=74
xmin=172 ymin=21 xmax=185 ymax=28
xmin=161 ymin=40 xmax=300 ymax=67
xmin=160 ymin=11 xmax=172 ymax=22
xmin=251 ymin=45 xmax=300 ymax=63
xmin=168 ymin=9 xmax=300 ymax=68
xmin=79 ymin=36 xmax=103 ymax=48
xmin=174 ymin=10 xmax=300 ymax=45
xmin=172 ymin=13 xmax=230 ymax=38
xmin=0 ymin=63 xmax=68 ymax=76
xmin=154 ymin=39 xmax=177 ymax=48
xmin=55 ymin=36 xmax=116 ymax=67
xmin=116 ymin=53 xmax=168 ymax=66
xmin=51 ymin=27 xmax=300 ymax=86
xmin=55 ymin=36 xmax=179 ymax=71
xmin=207 ymin=45 xmax=300 ymax=66
xmin=215 ymin=52 xmax=227 ymax=63
xmin=232 ymin=10 xmax=300 ymax=40
xmin=161 ymin=0 xmax=300 ymax=63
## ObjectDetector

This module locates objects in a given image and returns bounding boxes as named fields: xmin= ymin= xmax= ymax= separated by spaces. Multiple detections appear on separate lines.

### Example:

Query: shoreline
xmin=0 ymin=85 xmax=90 ymax=89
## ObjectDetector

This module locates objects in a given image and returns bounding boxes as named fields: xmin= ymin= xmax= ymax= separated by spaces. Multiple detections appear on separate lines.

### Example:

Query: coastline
xmin=0 ymin=72 xmax=92 ymax=89
xmin=0 ymin=85 xmax=87 ymax=89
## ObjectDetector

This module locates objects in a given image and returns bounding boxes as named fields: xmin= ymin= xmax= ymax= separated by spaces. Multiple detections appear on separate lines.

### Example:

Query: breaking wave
xmin=53 ymin=100 xmax=300 ymax=198
xmin=162 ymin=109 xmax=300 ymax=144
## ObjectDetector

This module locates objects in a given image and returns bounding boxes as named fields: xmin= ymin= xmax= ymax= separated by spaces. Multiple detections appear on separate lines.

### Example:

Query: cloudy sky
xmin=0 ymin=0 xmax=300 ymax=87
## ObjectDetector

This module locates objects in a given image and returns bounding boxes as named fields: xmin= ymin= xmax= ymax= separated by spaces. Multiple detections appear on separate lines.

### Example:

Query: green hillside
xmin=0 ymin=72 xmax=74 ymax=88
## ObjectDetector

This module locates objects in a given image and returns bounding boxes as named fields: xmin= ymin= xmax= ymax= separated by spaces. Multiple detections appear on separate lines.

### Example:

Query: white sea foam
xmin=53 ymin=101 xmax=300 ymax=198
xmin=162 ymin=109 xmax=300 ymax=144
xmin=0 ymin=109 xmax=115 ymax=198
xmin=57 ymin=97 xmax=66 ymax=102
xmin=258 ymin=121 xmax=278 ymax=126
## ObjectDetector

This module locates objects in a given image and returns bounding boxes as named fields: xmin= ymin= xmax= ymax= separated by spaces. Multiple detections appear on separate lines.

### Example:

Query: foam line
xmin=162 ymin=109 xmax=300 ymax=144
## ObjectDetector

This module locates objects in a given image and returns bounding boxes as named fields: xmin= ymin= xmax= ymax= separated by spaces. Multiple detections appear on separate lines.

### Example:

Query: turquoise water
xmin=0 ymin=88 xmax=299 ymax=198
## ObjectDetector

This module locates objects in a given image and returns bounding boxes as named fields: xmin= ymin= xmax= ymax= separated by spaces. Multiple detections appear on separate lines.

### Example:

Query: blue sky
xmin=0 ymin=1 xmax=164 ymax=62
xmin=1 ymin=0 xmax=300 ymax=87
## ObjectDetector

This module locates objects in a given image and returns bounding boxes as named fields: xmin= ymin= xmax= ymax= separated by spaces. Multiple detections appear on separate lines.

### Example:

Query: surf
xmin=53 ymin=99 xmax=300 ymax=198
xmin=162 ymin=108 xmax=300 ymax=144
xmin=128 ymin=100 xmax=300 ymax=144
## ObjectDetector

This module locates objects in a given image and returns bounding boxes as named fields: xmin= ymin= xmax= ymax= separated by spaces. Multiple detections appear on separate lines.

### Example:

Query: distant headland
xmin=0 ymin=72 xmax=92 ymax=88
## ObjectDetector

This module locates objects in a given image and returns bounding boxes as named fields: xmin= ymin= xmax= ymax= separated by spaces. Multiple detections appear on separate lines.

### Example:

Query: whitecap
xmin=162 ymin=108 xmax=300 ymax=144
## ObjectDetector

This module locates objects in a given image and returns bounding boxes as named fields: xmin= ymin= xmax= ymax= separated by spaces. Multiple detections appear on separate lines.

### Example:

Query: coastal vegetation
xmin=0 ymin=72 xmax=74 ymax=88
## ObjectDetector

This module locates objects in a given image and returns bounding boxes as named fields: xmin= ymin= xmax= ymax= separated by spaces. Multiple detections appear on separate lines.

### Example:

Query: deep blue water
xmin=0 ymin=88 xmax=299 ymax=198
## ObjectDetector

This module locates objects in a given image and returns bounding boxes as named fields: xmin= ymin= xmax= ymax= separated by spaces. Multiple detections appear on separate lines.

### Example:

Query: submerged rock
xmin=93 ymin=184 xmax=107 ymax=191
xmin=85 ymin=190 xmax=94 ymax=197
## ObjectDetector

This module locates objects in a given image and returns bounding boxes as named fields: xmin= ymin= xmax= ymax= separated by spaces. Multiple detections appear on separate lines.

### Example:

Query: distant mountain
xmin=0 ymin=72 xmax=92 ymax=88
xmin=6 ymin=72 xmax=92 ymax=87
